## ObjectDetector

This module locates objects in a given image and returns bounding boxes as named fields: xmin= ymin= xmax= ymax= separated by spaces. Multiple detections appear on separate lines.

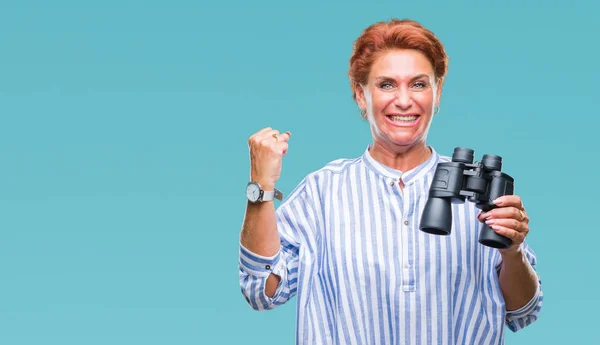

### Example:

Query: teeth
xmin=389 ymin=115 xmax=417 ymax=122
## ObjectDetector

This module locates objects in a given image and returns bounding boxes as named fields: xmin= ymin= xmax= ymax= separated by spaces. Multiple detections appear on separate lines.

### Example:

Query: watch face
xmin=246 ymin=183 xmax=261 ymax=202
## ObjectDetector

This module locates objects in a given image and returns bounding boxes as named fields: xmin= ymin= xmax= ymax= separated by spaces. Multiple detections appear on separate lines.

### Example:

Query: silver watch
xmin=246 ymin=181 xmax=283 ymax=203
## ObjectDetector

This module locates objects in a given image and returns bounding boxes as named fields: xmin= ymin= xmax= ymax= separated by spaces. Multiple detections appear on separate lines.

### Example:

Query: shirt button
xmin=265 ymin=264 xmax=271 ymax=270
xmin=405 ymin=263 xmax=411 ymax=268
xmin=390 ymin=181 xmax=395 ymax=186
xmin=404 ymin=220 xmax=409 ymax=225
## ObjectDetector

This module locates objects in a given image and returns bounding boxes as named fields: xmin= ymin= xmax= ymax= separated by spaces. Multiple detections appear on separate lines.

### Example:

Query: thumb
xmin=279 ymin=131 xmax=291 ymax=143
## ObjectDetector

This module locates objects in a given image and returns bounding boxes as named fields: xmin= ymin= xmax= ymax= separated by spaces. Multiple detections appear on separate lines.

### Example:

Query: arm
xmin=238 ymin=128 xmax=302 ymax=311
xmin=498 ymin=246 xmax=539 ymax=311
xmin=240 ymin=199 xmax=282 ymax=298
xmin=238 ymin=183 xmax=311 ymax=311
xmin=496 ymin=242 xmax=543 ymax=332
xmin=240 ymin=128 xmax=290 ymax=301
xmin=479 ymin=195 xmax=544 ymax=331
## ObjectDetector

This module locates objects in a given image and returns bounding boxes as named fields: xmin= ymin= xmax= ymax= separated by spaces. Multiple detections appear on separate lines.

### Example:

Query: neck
xmin=369 ymin=140 xmax=432 ymax=172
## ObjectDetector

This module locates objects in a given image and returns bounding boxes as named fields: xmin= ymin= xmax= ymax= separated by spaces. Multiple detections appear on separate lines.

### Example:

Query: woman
xmin=239 ymin=18 xmax=542 ymax=345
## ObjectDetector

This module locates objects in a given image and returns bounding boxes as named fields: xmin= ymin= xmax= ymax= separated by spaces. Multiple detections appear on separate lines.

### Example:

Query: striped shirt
xmin=238 ymin=145 xmax=543 ymax=345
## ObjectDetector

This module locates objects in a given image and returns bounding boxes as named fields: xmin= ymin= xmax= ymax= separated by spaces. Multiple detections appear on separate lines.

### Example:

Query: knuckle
xmin=514 ymin=208 xmax=521 ymax=218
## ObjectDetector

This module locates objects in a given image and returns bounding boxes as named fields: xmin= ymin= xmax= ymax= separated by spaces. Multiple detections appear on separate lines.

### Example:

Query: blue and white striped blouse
xmin=238 ymin=145 xmax=543 ymax=345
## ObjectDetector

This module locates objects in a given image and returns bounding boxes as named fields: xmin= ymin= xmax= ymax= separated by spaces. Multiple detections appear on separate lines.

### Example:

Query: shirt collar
xmin=361 ymin=144 xmax=440 ymax=185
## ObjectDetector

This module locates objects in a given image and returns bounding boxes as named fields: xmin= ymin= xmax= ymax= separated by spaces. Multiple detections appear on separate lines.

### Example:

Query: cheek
xmin=370 ymin=92 xmax=394 ymax=110
xmin=414 ymin=93 xmax=434 ymax=109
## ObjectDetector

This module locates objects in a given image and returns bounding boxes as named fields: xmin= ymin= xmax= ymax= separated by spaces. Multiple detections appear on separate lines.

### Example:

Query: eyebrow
xmin=375 ymin=74 xmax=430 ymax=81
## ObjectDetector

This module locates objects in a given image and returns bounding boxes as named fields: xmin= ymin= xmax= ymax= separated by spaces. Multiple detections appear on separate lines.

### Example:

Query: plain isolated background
xmin=1 ymin=1 xmax=598 ymax=344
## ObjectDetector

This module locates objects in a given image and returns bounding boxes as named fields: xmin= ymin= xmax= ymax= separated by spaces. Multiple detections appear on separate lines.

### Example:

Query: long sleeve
xmin=238 ymin=176 xmax=319 ymax=311
xmin=503 ymin=241 xmax=544 ymax=332
xmin=238 ymin=238 xmax=299 ymax=311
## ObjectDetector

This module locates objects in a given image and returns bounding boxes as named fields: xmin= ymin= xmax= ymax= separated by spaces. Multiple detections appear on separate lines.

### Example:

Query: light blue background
xmin=1 ymin=1 xmax=597 ymax=344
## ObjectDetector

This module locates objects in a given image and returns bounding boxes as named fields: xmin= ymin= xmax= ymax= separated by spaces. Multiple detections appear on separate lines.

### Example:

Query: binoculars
xmin=419 ymin=147 xmax=514 ymax=249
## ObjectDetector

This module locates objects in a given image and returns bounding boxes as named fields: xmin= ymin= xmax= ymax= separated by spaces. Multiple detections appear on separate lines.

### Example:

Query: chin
xmin=387 ymin=132 xmax=426 ymax=147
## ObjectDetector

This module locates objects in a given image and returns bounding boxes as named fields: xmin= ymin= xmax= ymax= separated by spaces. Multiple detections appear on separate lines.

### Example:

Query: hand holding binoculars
xmin=419 ymin=147 xmax=515 ymax=249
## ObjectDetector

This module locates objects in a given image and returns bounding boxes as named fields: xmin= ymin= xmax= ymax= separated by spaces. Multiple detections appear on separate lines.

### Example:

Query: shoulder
xmin=436 ymin=152 xmax=452 ymax=164
xmin=438 ymin=155 xmax=451 ymax=162
xmin=281 ymin=154 xmax=363 ymax=204
xmin=311 ymin=156 xmax=363 ymax=178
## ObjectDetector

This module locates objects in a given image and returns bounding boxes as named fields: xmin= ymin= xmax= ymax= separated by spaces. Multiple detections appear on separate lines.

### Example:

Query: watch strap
xmin=262 ymin=188 xmax=283 ymax=201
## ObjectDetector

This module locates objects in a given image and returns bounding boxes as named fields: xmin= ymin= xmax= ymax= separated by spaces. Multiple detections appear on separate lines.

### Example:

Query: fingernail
xmin=485 ymin=219 xmax=495 ymax=225
xmin=493 ymin=197 xmax=503 ymax=205
xmin=480 ymin=212 xmax=489 ymax=219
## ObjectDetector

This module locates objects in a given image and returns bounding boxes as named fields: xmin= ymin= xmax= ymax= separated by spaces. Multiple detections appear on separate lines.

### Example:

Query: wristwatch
xmin=246 ymin=181 xmax=283 ymax=203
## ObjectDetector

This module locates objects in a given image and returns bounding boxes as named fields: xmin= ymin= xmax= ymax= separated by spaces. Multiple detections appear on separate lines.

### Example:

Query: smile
xmin=388 ymin=115 xmax=418 ymax=122
xmin=385 ymin=114 xmax=421 ymax=127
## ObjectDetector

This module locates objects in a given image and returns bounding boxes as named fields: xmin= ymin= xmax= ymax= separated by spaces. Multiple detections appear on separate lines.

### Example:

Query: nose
xmin=394 ymin=87 xmax=413 ymax=109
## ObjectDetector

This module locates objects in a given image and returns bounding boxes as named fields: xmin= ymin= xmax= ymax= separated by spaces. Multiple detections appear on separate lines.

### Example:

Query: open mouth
xmin=386 ymin=114 xmax=420 ymax=123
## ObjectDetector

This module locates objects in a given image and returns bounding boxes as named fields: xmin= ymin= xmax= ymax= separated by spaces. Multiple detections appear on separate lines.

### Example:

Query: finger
xmin=519 ymin=209 xmax=528 ymax=223
xmin=248 ymin=127 xmax=274 ymax=146
xmin=477 ymin=211 xmax=487 ymax=222
xmin=256 ymin=130 xmax=281 ymax=147
xmin=485 ymin=218 xmax=529 ymax=234
xmin=493 ymin=195 xmax=524 ymax=210
xmin=276 ymin=142 xmax=289 ymax=156
xmin=249 ymin=127 xmax=273 ymax=140
xmin=260 ymin=129 xmax=280 ymax=141
xmin=489 ymin=223 xmax=526 ymax=244
xmin=269 ymin=131 xmax=290 ymax=145
xmin=277 ymin=131 xmax=291 ymax=143
xmin=482 ymin=207 xmax=529 ymax=223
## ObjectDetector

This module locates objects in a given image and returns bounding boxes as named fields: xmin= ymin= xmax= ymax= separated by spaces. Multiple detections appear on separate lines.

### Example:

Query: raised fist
xmin=247 ymin=127 xmax=291 ymax=190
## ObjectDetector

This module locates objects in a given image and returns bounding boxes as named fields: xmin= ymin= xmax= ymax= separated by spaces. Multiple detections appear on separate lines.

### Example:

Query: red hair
xmin=348 ymin=19 xmax=449 ymax=101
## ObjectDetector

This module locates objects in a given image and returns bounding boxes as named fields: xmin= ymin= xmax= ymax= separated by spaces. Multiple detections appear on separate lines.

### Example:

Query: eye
xmin=412 ymin=81 xmax=428 ymax=89
xmin=378 ymin=81 xmax=395 ymax=90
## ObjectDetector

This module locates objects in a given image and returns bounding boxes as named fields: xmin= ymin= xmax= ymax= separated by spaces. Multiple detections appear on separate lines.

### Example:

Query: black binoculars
xmin=419 ymin=147 xmax=514 ymax=249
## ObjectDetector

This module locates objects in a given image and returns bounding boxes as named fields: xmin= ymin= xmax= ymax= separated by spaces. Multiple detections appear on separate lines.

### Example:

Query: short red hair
xmin=348 ymin=19 xmax=449 ymax=101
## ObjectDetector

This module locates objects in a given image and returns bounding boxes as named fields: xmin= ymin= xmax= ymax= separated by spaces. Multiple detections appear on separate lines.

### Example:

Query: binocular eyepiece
xmin=419 ymin=147 xmax=514 ymax=249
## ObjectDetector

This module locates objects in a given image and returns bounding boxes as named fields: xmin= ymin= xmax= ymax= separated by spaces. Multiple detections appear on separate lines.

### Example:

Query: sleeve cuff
xmin=239 ymin=242 xmax=283 ymax=278
xmin=239 ymin=242 xmax=289 ymax=306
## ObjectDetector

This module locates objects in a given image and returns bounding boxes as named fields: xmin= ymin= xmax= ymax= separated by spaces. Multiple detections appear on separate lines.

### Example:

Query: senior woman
xmin=238 ymin=18 xmax=543 ymax=345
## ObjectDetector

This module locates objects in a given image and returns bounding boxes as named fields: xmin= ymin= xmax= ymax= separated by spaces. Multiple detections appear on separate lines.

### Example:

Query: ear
xmin=434 ymin=78 xmax=444 ymax=107
xmin=354 ymin=82 xmax=367 ymax=110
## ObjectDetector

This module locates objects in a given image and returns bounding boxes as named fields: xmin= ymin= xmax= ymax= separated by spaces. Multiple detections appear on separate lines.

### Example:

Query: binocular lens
xmin=482 ymin=154 xmax=502 ymax=171
xmin=452 ymin=147 xmax=474 ymax=163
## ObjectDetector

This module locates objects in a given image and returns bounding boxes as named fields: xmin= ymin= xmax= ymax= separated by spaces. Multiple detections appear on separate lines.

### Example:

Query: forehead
xmin=370 ymin=49 xmax=435 ymax=80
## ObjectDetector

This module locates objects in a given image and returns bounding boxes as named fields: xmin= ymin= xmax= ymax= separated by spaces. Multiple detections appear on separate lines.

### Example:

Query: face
xmin=356 ymin=49 xmax=442 ymax=152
